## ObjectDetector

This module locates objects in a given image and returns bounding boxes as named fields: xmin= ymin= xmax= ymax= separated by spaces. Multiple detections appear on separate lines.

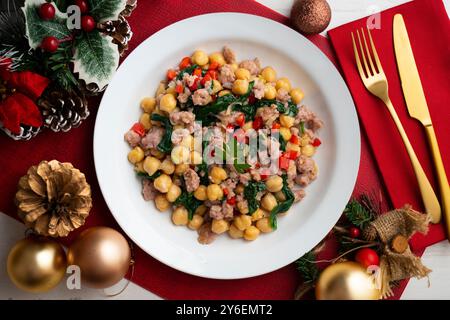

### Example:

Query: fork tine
xmin=356 ymin=29 xmax=372 ymax=76
xmin=366 ymin=26 xmax=383 ymax=73
xmin=351 ymin=32 xmax=365 ymax=79
xmin=360 ymin=28 xmax=376 ymax=74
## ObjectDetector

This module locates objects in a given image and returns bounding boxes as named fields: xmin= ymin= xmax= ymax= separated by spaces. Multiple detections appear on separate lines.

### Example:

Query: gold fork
xmin=351 ymin=27 xmax=441 ymax=222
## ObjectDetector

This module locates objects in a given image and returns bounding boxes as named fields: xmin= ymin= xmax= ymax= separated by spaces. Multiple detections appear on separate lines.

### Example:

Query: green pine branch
xmin=296 ymin=251 xmax=319 ymax=283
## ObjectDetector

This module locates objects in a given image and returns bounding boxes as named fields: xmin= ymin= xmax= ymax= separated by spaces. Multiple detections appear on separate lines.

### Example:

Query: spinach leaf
xmin=232 ymin=103 xmax=257 ymax=120
xmin=244 ymin=181 xmax=267 ymax=215
xmin=176 ymin=63 xmax=199 ymax=80
xmin=174 ymin=191 xmax=203 ymax=220
xmin=286 ymin=101 xmax=299 ymax=117
xmin=150 ymin=114 xmax=173 ymax=153
xmin=279 ymin=134 xmax=287 ymax=152
xmin=269 ymin=174 xmax=295 ymax=230
xmin=137 ymin=171 xmax=162 ymax=180
xmin=194 ymin=93 xmax=237 ymax=126
xmin=196 ymin=162 xmax=210 ymax=185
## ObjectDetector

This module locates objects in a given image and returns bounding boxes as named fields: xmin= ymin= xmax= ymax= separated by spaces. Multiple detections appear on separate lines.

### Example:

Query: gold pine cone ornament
xmin=15 ymin=160 xmax=92 ymax=237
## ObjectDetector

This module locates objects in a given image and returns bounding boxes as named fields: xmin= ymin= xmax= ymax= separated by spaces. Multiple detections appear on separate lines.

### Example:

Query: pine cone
xmin=1 ymin=125 xmax=41 ymax=140
xmin=38 ymin=88 xmax=89 ymax=132
xmin=15 ymin=160 xmax=92 ymax=237
xmin=98 ymin=16 xmax=133 ymax=56
xmin=121 ymin=0 xmax=137 ymax=17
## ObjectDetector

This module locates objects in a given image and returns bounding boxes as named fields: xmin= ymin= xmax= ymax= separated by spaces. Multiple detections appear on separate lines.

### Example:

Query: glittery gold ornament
xmin=291 ymin=0 xmax=332 ymax=35
xmin=67 ymin=227 xmax=131 ymax=289
xmin=15 ymin=160 xmax=92 ymax=237
xmin=7 ymin=237 xmax=67 ymax=293
xmin=316 ymin=262 xmax=380 ymax=300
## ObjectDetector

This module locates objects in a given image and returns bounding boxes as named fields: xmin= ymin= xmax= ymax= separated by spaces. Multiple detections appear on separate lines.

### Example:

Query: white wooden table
xmin=1 ymin=0 xmax=449 ymax=300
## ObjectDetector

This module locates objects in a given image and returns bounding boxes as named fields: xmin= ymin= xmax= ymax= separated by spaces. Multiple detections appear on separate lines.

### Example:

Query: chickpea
xmin=150 ymin=148 xmax=166 ymax=160
xmin=235 ymin=184 xmax=244 ymax=194
xmin=233 ymin=215 xmax=252 ymax=231
xmin=160 ymin=93 xmax=177 ymax=113
xmin=206 ymin=184 xmax=223 ymax=201
xmin=171 ymin=145 xmax=190 ymax=164
xmin=195 ymin=204 xmax=208 ymax=216
xmin=180 ymin=135 xmax=194 ymax=150
xmin=139 ymin=113 xmax=152 ymax=130
xmin=165 ymin=86 xmax=176 ymax=96
xmin=191 ymin=50 xmax=209 ymax=66
xmin=242 ymin=121 xmax=253 ymax=131
xmin=256 ymin=218 xmax=273 ymax=233
xmin=251 ymin=208 xmax=266 ymax=221
xmin=280 ymin=115 xmax=295 ymax=128
xmin=160 ymin=157 xmax=175 ymax=175
xmin=191 ymin=151 xmax=203 ymax=165
xmin=210 ymin=166 xmax=227 ymax=184
xmin=261 ymin=67 xmax=277 ymax=82
xmin=209 ymin=52 xmax=226 ymax=66
xmin=172 ymin=206 xmax=188 ymax=226
xmin=155 ymin=82 xmax=166 ymax=96
xmin=290 ymin=88 xmax=304 ymax=104
xmin=264 ymin=84 xmax=277 ymax=100
xmin=228 ymin=224 xmax=244 ymax=239
xmin=140 ymin=97 xmax=156 ymax=113
xmin=237 ymin=201 xmax=249 ymax=214
xmin=155 ymin=194 xmax=170 ymax=212
xmin=128 ymin=146 xmax=144 ymax=164
xmin=143 ymin=156 xmax=161 ymax=175
xmin=166 ymin=184 xmax=182 ymax=202
xmin=302 ymin=144 xmax=316 ymax=157
xmin=261 ymin=193 xmax=277 ymax=211
xmin=232 ymin=79 xmax=249 ymax=95
xmin=210 ymin=79 xmax=223 ymax=94
xmin=235 ymin=68 xmax=251 ymax=80
xmin=194 ymin=185 xmax=208 ymax=201
xmin=265 ymin=176 xmax=283 ymax=193
xmin=286 ymin=142 xmax=301 ymax=153
xmin=230 ymin=63 xmax=238 ymax=71
xmin=188 ymin=214 xmax=204 ymax=230
xmin=174 ymin=163 xmax=189 ymax=175
xmin=211 ymin=219 xmax=229 ymax=234
xmin=299 ymin=134 xmax=311 ymax=147
xmin=153 ymin=174 xmax=172 ymax=193
xmin=218 ymin=89 xmax=232 ymax=97
xmin=244 ymin=226 xmax=260 ymax=241
xmin=275 ymin=190 xmax=287 ymax=202
xmin=276 ymin=77 xmax=291 ymax=91
xmin=134 ymin=161 xmax=145 ymax=173
xmin=279 ymin=127 xmax=292 ymax=141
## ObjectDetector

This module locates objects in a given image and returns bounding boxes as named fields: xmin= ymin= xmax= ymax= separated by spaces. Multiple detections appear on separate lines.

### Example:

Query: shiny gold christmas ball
xmin=291 ymin=0 xmax=332 ymax=34
xmin=316 ymin=262 xmax=381 ymax=300
xmin=7 ymin=237 xmax=67 ymax=293
xmin=67 ymin=227 xmax=131 ymax=289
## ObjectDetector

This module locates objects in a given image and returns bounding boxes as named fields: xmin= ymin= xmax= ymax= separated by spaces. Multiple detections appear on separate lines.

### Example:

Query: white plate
xmin=94 ymin=13 xmax=360 ymax=279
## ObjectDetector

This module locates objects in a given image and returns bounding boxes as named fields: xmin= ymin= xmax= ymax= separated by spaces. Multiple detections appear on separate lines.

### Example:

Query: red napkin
xmin=328 ymin=0 xmax=450 ymax=250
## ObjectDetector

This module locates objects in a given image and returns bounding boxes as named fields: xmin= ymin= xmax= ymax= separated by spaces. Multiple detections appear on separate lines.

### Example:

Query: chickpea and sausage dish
xmin=125 ymin=46 xmax=323 ymax=244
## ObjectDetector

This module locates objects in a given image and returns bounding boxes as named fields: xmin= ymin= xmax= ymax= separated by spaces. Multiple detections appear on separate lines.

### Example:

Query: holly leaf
xmin=88 ymin=0 xmax=127 ymax=22
xmin=22 ymin=0 xmax=70 ymax=49
xmin=73 ymin=31 xmax=119 ymax=90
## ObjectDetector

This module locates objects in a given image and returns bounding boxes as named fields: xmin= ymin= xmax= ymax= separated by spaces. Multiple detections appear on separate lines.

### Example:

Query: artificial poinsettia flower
xmin=0 ymin=58 xmax=50 ymax=134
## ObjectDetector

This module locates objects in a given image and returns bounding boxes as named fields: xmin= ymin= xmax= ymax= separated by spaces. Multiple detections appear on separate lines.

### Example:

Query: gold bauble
xmin=7 ymin=237 xmax=67 ymax=293
xmin=67 ymin=227 xmax=131 ymax=289
xmin=316 ymin=262 xmax=380 ymax=300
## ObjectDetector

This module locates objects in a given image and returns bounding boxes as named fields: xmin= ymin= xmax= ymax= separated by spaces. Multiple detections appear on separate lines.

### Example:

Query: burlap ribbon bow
xmin=363 ymin=205 xmax=431 ymax=297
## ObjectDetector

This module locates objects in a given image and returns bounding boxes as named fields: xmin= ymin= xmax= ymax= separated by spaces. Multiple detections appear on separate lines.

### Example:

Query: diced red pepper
xmin=272 ymin=122 xmax=281 ymax=129
xmin=248 ymin=93 xmax=256 ymax=104
xmin=312 ymin=138 xmax=322 ymax=147
xmin=279 ymin=156 xmax=290 ymax=170
xmin=253 ymin=116 xmax=263 ymax=130
xmin=255 ymin=162 xmax=261 ymax=169
xmin=175 ymin=84 xmax=184 ymax=94
xmin=223 ymin=188 xmax=229 ymax=196
xmin=290 ymin=135 xmax=300 ymax=145
xmin=227 ymin=196 xmax=236 ymax=205
xmin=226 ymin=124 xmax=235 ymax=130
xmin=207 ymin=69 xmax=218 ymax=80
xmin=179 ymin=57 xmax=191 ymax=69
xmin=260 ymin=174 xmax=269 ymax=180
xmin=166 ymin=69 xmax=176 ymax=81
xmin=201 ymin=74 xmax=212 ymax=86
xmin=286 ymin=150 xmax=298 ymax=160
xmin=208 ymin=61 xmax=219 ymax=70
xmin=236 ymin=113 xmax=245 ymax=127
xmin=189 ymin=78 xmax=200 ymax=91
xmin=131 ymin=123 xmax=146 ymax=137
xmin=193 ymin=68 xmax=202 ymax=77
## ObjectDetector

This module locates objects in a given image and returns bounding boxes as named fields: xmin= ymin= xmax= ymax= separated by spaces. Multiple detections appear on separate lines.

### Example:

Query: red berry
xmin=349 ymin=227 xmax=361 ymax=238
xmin=39 ymin=3 xmax=56 ymax=20
xmin=41 ymin=36 xmax=59 ymax=53
xmin=81 ymin=15 xmax=96 ymax=32
xmin=75 ymin=0 xmax=89 ymax=14
xmin=355 ymin=248 xmax=380 ymax=269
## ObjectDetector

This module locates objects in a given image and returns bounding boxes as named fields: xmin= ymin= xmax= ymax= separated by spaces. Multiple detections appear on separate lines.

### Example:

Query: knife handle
xmin=425 ymin=125 xmax=450 ymax=238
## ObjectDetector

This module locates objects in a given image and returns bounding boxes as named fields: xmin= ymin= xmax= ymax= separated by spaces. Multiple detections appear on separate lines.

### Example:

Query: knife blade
xmin=393 ymin=14 xmax=431 ymax=127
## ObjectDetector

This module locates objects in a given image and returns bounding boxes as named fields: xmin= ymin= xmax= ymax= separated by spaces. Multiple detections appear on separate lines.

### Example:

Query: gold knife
xmin=393 ymin=14 xmax=449 ymax=229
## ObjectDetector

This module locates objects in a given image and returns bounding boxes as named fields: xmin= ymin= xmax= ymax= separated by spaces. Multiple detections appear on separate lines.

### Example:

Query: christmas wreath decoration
xmin=0 ymin=0 xmax=136 ymax=140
